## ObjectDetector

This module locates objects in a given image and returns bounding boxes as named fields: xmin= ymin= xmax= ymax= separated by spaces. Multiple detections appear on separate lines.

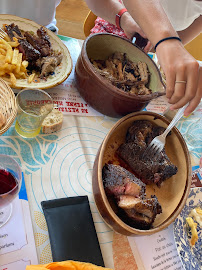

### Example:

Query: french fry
xmin=11 ymin=48 xmax=19 ymax=65
xmin=22 ymin=60 xmax=29 ymax=69
xmin=10 ymin=73 xmax=17 ymax=87
xmin=0 ymin=48 xmax=6 ymax=55
xmin=5 ymin=49 xmax=13 ymax=63
xmin=0 ymin=71 xmax=6 ymax=76
xmin=0 ymin=32 xmax=29 ymax=86
xmin=0 ymin=63 xmax=9 ymax=70
xmin=0 ymin=39 xmax=12 ymax=50
xmin=16 ymin=52 xmax=23 ymax=73
xmin=28 ymin=72 xmax=35 ymax=83
xmin=0 ymin=44 xmax=7 ymax=50
xmin=8 ymin=37 xmax=19 ymax=48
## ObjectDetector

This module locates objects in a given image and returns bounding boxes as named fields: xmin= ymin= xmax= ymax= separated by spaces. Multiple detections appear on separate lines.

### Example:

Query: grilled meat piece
xmin=36 ymin=53 xmax=63 ymax=78
xmin=4 ymin=23 xmax=24 ymax=40
xmin=5 ymin=23 xmax=41 ymax=62
xmin=119 ymin=195 xmax=162 ymax=218
xmin=102 ymin=164 xmax=162 ymax=229
xmin=117 ymin=120 xmax=178 ymax=186
xmin=24 ymin=27 xmax=52 ymax=57
xmin=102 ymin=164 xmax=145 ymax=198
xmin=118 ymin=195 xmax=141 ymax=209
xmin=118 ymin=195 xmax=162 ymax=229
xmin=37 ymin=27 xmax=51 ymax=48
xmin=18 ymin=39 xmax=41 ymax=61
xmin=123 ymin=209 xmax=152 ymax=229
xmin=117 ymin=195 xmax=162 ymax=229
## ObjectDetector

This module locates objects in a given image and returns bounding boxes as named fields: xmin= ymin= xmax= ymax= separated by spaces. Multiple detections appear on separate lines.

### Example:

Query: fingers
xmin=164 ymin=65 xmax=175 ymax=99
xmin=168 ymin=65 xmax=186 ymax=103
xmin=144 ymin=41 xmax=153 ymax=53
xmin=184 ymin=66 xmax=202 ymax=116
xmin=168 ymin=60 xmax=200 ymax=114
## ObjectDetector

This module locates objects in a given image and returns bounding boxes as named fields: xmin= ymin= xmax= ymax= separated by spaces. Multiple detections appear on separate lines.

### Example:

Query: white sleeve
xmin=160 ymin=0 xmax=202 ymax=31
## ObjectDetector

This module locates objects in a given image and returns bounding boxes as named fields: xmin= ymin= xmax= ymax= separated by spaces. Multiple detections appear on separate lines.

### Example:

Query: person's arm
xmin=85 ymin=0 xmax=202 ymax=115
xmin=122 ymin=0 xmax=201 ymax=115
xmin=84 ymin=0 xmax=147 ymax=40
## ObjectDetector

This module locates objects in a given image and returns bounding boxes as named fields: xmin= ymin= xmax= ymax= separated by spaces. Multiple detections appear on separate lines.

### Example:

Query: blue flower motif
xmin=0 ymin=124 xmax=58 ymax=174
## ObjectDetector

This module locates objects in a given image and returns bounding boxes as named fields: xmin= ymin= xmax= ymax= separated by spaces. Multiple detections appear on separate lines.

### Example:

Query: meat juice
xmin=0 ymin=169 xmax=17 ymax=195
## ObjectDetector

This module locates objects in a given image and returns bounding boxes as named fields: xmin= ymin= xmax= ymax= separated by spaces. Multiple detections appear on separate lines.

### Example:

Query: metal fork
xmin=143 ymin=103 xmax=189 ymax=159
xmin=0 ymin=27 xmax=8 ymax=39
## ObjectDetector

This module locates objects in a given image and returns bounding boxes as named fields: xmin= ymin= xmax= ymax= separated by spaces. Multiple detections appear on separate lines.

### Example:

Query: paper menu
xmin=128 ymin=224 xmax=184 ymax=270
xmin=46 ymin=37 xmax=103 ymax=117
xmin=0 ymin=175 xmax=38 ymax=270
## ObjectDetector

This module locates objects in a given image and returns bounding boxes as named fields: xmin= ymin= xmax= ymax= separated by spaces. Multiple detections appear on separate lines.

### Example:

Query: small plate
xmin=0 ymin=14 xmax=73 ymax=89
xmin=173 ymin=187 xmax=202 ymax=270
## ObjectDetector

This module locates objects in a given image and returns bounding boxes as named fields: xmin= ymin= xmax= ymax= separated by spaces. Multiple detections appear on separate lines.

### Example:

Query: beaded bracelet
xmin=154 ymin=36 xmax=182 ymax=51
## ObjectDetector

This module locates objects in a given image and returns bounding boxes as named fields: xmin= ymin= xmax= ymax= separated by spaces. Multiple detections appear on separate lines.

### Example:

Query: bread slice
xmin=42 ymin=108 xmax=63 ymax=134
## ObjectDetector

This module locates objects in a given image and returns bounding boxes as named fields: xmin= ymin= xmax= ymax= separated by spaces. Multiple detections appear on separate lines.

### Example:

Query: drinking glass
xmin=15 ymin=89 xmax=53 ymax=138
xmin=0 ymin=154 xmax=22 ymax=227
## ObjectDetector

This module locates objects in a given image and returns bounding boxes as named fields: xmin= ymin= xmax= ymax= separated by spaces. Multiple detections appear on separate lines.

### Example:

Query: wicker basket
xmin=0 ymin=78 xmax=17 ymax=135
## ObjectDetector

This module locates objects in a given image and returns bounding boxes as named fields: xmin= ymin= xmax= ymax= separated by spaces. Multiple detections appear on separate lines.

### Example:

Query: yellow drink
xmin=15 ymin=119 xmax=41 ymax=138
xmin=15 ymin=89 xmax=53 ymax=138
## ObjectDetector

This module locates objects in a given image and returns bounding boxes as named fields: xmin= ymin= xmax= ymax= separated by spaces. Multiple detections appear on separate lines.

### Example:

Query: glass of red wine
xmin=0 ymin=154 xmax=22 ymax=227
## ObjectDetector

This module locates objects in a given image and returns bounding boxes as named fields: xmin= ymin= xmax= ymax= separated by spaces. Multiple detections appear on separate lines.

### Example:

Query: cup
xmin=0 ymin=154 xmax=22 ymax=227
xmin=15 ymin=89 xmax=53 ymax=138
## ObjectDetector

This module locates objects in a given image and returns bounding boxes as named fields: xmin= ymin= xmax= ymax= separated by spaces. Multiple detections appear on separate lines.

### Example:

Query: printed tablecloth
xmin=1 ymin=36 xmax=201 ymax=269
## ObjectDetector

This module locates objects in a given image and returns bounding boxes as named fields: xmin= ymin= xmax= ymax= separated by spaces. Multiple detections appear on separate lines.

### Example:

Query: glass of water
xmin=15 ymin=89 xmax=53 ymax=138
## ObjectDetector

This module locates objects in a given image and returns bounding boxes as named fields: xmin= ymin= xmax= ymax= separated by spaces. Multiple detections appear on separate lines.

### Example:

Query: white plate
xmin=173 ymin=187 xmax=202 ymax=270
xmin=0 ymin=14 xmax=73 ymax=89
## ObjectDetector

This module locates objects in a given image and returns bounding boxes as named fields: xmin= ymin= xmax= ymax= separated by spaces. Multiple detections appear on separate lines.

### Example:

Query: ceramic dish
xmin=174 ymin=187 xmax=202 ymax=270
xmin=0 ymin=14 xmax=72 ymax=89
xmin=92 ymin=111 xmax=192 ymax=235
xmin=75 ymin=33 xmax=165 ymax=117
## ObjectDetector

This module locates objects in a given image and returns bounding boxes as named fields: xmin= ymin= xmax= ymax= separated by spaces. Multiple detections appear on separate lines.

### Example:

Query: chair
xmin=83 ymin=10 xmax=97 ymax=37
xmin=185 ymin=34 xmax=202 ymax=61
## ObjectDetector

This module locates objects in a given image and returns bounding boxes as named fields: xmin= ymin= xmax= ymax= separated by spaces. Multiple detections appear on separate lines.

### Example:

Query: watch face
xmin=132 ymin=33 xmax=148 ymax=50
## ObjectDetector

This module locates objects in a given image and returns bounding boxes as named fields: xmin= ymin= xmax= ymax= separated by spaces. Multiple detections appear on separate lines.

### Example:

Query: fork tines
xmin=0 ymin=27 xmax=8 ymax=39
xmin=142 ymin=138 xmax=164 ymax=160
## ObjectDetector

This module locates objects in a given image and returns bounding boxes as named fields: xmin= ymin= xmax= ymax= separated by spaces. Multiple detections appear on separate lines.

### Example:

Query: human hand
xmin=121 ymin=12 xmax=152 ymax=53
xmin=156 ymin=40 xmax=202 ymax=116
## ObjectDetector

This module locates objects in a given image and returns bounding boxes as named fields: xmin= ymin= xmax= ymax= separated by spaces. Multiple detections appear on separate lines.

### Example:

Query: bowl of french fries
xmin=0 ymin=78 xmax=17 ymax=135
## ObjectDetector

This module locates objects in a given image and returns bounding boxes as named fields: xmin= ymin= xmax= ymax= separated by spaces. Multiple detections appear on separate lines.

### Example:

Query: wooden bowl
xmin=92 ymin=111 xmax=192 ymax=235
xmin=0 ymin=79 xmax=17 ymax=135
xmin=75 ymin=33 xmax=165 ymax=118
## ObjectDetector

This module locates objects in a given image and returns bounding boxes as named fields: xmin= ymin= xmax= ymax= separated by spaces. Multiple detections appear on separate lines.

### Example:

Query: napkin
xmin=26 ymin=260 xmax=112 ymax=270
xmin=41 ymin=196 xmax=105 ymax=266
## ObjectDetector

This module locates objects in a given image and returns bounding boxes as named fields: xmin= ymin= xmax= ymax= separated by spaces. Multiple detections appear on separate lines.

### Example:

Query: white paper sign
xmin=0 ymin=197 xmax=38 ymax=269
xmin=0 ymin=198 xmax=26 ymax=255
xmin=128 ymin=224 xmax=184 ymax=270
xmin=0 ymin=260 xmax=30 ymax=270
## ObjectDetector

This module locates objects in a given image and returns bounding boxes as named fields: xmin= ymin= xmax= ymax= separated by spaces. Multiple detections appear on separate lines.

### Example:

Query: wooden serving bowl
xmin=92 ymin=111 xmax=192 ymax=235
xmin=75 ymin=33 xmax=165 ymax=118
